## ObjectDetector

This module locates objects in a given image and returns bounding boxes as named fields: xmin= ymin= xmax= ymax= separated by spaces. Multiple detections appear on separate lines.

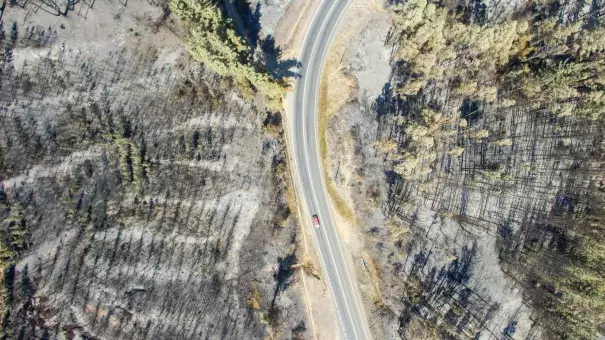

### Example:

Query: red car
xmin=312 ymin=215 xmax=320 ymax=228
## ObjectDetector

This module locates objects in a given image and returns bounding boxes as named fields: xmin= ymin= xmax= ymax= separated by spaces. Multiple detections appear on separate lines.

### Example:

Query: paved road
xmin=291 ymin=1 xmax=370 ymax=339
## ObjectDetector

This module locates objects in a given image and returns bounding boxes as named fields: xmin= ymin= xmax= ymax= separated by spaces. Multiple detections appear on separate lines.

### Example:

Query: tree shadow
xmin=234 ymin=0 xmax=261 ymax=48
xmin=373 ymin=81 xmax=394 ymax=119
xmin=231 ymin=0 xmax=300 ymax=79
xmin=258 ymin=35 xmax=300 ymax=79
xmin=446 ymin=241 xmax=477 ymax=285
xmin=271 ymin=252 xmax=297 ymax=309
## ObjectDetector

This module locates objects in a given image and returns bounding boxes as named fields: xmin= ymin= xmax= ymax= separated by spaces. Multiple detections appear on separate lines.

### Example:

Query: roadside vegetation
xmin=373 ymin=0 xmax=605 ymax=338
xmin=170 ymin=0 xmax=287 ymax=109
xmin=318 ymin=70 xmax=357 ymax=223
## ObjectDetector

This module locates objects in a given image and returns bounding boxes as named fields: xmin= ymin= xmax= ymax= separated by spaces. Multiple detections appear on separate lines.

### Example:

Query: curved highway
xmin=291 ymin=1 xmax=371 ymax=339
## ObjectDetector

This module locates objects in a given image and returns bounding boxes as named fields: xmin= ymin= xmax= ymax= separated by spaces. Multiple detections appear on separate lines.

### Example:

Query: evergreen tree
xmin=19 ymin=264 xmax=33 ymax=300
xmin=169 ymin=0 xmax=285 ymax=109
xmin=2 ymin=264 xmax=15 ymax=306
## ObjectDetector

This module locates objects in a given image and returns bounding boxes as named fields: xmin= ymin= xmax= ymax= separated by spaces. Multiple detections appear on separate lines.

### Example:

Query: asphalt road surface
xmin=291 ymin=1 xmax=371 ymax=339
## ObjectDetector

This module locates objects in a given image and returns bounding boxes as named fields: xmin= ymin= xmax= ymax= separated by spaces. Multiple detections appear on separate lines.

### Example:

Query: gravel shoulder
xmin=316 ymin=0 xmax=392 ymax=337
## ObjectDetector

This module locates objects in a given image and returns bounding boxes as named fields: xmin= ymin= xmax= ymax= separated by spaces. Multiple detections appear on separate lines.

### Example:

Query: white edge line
xmin=291 ymin=1 xmax=351 ymax=339
xmin=308 ymin=1 xmax=374 ymax=340
xmin=299 ymin=1 xmax=364 ymax=340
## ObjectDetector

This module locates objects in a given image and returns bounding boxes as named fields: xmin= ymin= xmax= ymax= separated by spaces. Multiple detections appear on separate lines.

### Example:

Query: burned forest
xmin=0 ymin=1 xmax=304 ymax=339
xmin=325 ymin=0 xmax=605 ymax=338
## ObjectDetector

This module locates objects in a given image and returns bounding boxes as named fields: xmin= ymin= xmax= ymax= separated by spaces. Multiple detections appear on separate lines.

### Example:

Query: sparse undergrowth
xmin=0 ymin=1 xmax=306 ymax=338
xmin=372 ymin=0 xmax=605 ymax=338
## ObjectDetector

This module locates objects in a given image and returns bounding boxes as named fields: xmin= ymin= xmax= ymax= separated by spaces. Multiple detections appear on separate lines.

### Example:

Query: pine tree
xmin=19 ymin=264 xmax=33 ymax=300
xmin=169 ymin=0 xmax=285 ymax=109
xmin=2 ymin=264 xmax=15 ymax=306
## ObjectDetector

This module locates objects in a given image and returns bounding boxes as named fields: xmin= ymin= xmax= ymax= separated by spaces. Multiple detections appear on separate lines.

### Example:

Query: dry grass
xmin=317 ymin=62 xmax=357 ymax=224
xmin=283 ymin=165 xmax=298 ymax=219
xmin=362 ymin=252 xmax=386 ymax=306
xmin=405 ymin=315 xmax=441 ymax=340
xmin=275 ymin=159 xmax=298 ymax=227
xmin=247 ymin=283 xmax=261 ymax=310
xmin=291 ymin=256 xmax=321 ymax=279
xmin=386 ymin=218 xmax=410 ymax=242
xmin=271 ymin=118 xmax=299 ymax=227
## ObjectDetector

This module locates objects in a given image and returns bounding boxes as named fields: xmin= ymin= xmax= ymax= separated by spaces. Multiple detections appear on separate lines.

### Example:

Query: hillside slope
xmin=321 ymin=0 xmax=604 ymax=338
xmin=0 ymin=1 xmax=305 ymax=339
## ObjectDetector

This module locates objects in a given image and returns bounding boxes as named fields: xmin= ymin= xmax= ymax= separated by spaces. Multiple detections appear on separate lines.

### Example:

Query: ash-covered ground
xmin=0 ymin=1 xmax=307 ymax=339
xmin=320 ymin=0 xmax=604 ymax=339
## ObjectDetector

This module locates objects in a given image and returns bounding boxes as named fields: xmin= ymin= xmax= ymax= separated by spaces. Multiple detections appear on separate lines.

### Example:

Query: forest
xmin=368 ymin=0 xmax=604 ymax=338
xmin=0 ymin=0 xmax=304 ymax=339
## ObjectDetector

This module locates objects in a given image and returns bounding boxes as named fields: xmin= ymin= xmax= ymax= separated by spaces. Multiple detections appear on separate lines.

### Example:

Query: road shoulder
xmin=284 ymin=89 xmax=344 ymax=340
xmin=316 ymin=0 xmax=391 ymax=337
